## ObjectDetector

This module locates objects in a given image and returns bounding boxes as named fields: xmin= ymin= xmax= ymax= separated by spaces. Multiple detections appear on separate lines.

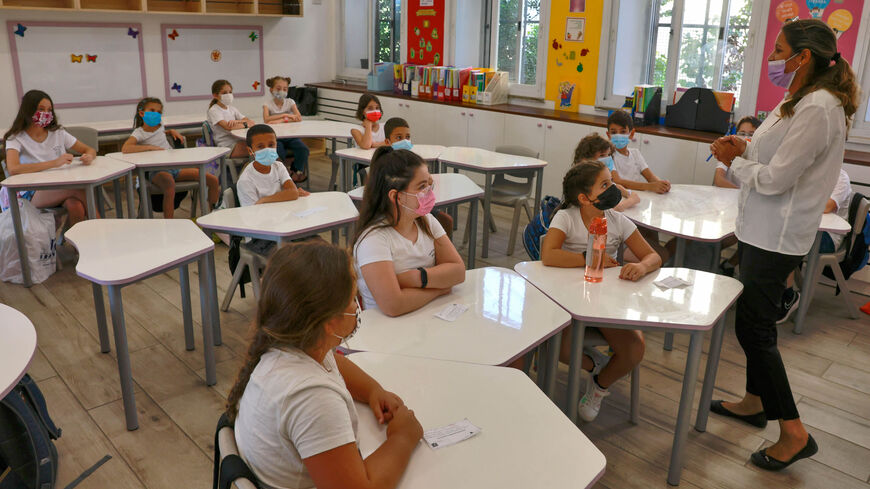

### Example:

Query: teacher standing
xmin=709 ymin=19 xmax=859 ymax=471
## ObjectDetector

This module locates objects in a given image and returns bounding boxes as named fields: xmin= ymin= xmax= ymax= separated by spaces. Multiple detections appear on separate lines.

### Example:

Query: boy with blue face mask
xmin=606 ymin=111 xmax=670 ymax=194
xmin=236 ymin=124 xmax=308 ymax=208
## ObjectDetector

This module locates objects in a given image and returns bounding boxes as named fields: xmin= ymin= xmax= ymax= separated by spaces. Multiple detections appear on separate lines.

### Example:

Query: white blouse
xmin=730 ymin=89 xmax=846 ymax=256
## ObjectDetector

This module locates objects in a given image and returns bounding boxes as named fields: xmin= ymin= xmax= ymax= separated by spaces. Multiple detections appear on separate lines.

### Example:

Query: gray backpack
xmin=0 ymin=374 xmax=60 ymax=489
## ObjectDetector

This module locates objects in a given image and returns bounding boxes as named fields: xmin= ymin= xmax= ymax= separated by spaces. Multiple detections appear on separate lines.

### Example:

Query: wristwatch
xmin=243 ymin=122 xmax=249 ymax=129
xmin=417 ymin=267 xmax=428 ymax=288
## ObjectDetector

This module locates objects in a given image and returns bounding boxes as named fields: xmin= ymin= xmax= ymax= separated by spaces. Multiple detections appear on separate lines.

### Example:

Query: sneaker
xmin=584 ymin=346 xmax=611 ymax=376
xmin=776 ymin=288 xmax=801 ymax=325
xmin=578 ymin=380 xmax=610 ymax=422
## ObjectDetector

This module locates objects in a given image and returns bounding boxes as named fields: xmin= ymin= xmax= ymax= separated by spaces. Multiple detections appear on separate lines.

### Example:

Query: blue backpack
xmin=0 ymin=374 xmax=60 ymax=489
xmin=824 ymin=192 xmax=870 ymax=288
xmin=522 ymin=195 xmax=562 ymax=260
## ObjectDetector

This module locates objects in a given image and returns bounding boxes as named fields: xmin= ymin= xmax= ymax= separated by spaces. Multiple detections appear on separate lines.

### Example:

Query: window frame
xmin=337 ymin=0 xmax=374 ymax=82
xmin=374 ymin=0 xmax=402 ymax=65
xmin=847 ymin=7 xmax=870 ymax=144
xmin=483 ymin=0 xmax=551 ymax=99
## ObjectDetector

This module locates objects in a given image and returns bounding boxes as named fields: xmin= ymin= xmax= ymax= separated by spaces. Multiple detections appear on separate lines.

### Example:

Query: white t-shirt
xmin=265 ymin=97 xmax=297 ymax=116
xmin=715 ymin=162 xmax=741 ymax=188
xmin=235 ymin=348 xmax=358 ymax=489
xmin=828 ymin=168 xmax=853 ymax=249
xmin=548 ymin=206 xmax=638 ymax=258
xmin=4 ymin=128 xmax=77 ymax=165
xmin=353 ymin=122 xmax=385 ymax=148
xmin=130 ymin=126 xmax=172 ymax=150
xmin=207 ymin=104 xmax=245 ymax=148
xmin=612 ymin=148 xmax=649 ymax=183
xmin=236 ymin=161 xmax=292 ymax=207
xmin=354 ymin=214 xmax=447 ymax=311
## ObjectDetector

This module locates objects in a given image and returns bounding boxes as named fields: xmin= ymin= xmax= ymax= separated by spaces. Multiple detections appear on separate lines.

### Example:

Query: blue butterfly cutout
xmin=128 ymin=27 xmax=139 ymax=39
xmin=14 ymin=24 xmax=26 ymax=37
xmin=171 ymin=83 xmax=182 ymax=93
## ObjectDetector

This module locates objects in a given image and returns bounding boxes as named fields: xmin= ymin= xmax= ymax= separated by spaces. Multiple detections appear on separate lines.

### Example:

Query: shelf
xmin=146 ymin=0 xmax=201 ymax=13
xmin=205 ymin=0 xmax=253 ymax=14
xmin=2 ymin=0 xmax=75 ymax=8
xmin=256 ymin=0 xmax=300 ymax=16
xmin=0 ymin=0 xmax=302 ymax=15
xmin=79 ymin=0 xmax=142 ymax=10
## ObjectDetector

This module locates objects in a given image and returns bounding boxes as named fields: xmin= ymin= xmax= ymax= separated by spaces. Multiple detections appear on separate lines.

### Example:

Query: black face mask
xmin=587 ymin=184 xmax=622 ymax=211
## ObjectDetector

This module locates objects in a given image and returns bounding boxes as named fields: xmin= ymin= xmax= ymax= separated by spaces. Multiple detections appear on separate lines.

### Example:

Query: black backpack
xmin=227 ymin=236 xmax=251 ymax=299
xmin=0 ymin=375 xmax=60 ymax=489
xmin=288 ymin=87 xmax=317 ymax=116
xmin=823 ymin=192 xmax=870 ymax=289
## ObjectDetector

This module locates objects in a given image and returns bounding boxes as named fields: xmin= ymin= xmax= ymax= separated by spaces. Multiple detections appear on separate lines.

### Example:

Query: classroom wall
xmin=0 ymin=6 xmax=336 ymax=128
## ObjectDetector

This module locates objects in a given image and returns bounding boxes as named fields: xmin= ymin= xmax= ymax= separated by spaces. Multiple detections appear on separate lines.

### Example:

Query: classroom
xmin=1 ymin=0 xmax=869 ymax=488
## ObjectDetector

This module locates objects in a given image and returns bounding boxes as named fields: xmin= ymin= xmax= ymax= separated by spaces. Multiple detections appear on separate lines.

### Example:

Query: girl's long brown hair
xmin=779 ymin=19 xmax=860 ymax=125
xmin=560 ymin=160 xmax=607 ymax=209
xmin=225 ymin=241 xmax=356 ymax=422
xmin=4 ymin=90 xmax=61 ymax=142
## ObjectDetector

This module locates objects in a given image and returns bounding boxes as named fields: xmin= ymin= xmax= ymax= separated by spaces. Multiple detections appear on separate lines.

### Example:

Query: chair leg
xmin=830 ymin=263 xmax=860 ymax=319
xmin=249 ymin=257 xmax=263 ymax=299
xmin=523 ymin=200 xmax=533 ymax=221
xmin=329 ymin=155 xmax=339 ymax=191
xmin=630 ymin=365 xmax=640 ymax=424
xmin=507 ymin=202 xmax=523 ymax=256
xmin=488 ymin=207 xmax=497 ymax=233
xmin=463 ymin=206 xmax=473 ymax=244
xmin=228 ymin=161 xmax=240 ymax=185
xmin=190 ymin=190 xmax=199 ymax=218
xmin=221 ymin=255 xmax=248 ymax=312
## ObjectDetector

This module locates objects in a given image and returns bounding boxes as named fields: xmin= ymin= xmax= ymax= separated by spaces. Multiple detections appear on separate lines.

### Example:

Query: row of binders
xmin=391 ymin=64 xmax=509 ymax=105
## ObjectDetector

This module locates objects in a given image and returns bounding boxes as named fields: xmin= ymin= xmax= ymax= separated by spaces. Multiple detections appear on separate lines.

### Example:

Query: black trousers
xmin=736 ymin=241 xmax=804 ymax=421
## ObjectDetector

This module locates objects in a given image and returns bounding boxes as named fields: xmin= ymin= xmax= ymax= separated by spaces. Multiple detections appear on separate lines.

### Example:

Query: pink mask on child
xmin=402 ymin=187 xmax=436 ymax=216
xmin=32 ymin=111 xmax=53 ymax=128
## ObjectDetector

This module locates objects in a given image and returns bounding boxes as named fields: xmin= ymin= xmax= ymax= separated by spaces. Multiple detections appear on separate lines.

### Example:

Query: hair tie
xmin=831 ymin=52 xmax=841 ymax=62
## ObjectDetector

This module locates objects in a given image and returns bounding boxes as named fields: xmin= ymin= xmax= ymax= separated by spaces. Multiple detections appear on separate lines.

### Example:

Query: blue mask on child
xmin=391 ymin=139 xmax=413 ymax=151
xmin=142 ymin=111 xmax=162 ymax=127
xmin=254 ymin=148 xmax=279 ymax=166
xmin=599 ymin=156 xmax=614 ymax=171
xmin=611 ymin=134 xmax=630 ymax=149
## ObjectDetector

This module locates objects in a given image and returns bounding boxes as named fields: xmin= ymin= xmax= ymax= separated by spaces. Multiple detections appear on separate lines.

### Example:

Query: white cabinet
xmin=434 ymin=104 xmax=504 ymax=149
xmin=637 ymin=134 xmax=699 ymax=184
xmin=503 ymin=115 xmax=546 ymax=157
xmin=466 ymin=108 xmax=505 ymax=150
xmin=378 ymin=99 xmax=437 ymax=145
xmin=692 ymin=142 xmax=717 ymax=185
xmin=541 ymin=120 xmax=592 ymax=198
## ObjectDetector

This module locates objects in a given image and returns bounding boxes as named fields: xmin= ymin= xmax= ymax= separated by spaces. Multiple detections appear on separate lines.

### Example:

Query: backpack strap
xmin=17 ymin=375 xmax=60 ymax=440
xmin=2 ymin=386 xmax=54 ymax=488
xmin=219 ymin=455 xmax=260 ymax=489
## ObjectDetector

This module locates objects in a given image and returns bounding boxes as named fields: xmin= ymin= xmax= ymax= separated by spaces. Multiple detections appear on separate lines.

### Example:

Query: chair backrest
xmin=214 ymin=414 xmax=259 ymax=489
xmin=495 ymin=145 xmax=539 ymax=182
xmin=65 ymin=126 xmax=99 ymax=154
xmin=202 ymin=122 xmax=216 ymax=147
xmin=848 ymin=197 xmax=870 ymax=251
xmin=222 ymin=188 xmax=236 ymax=209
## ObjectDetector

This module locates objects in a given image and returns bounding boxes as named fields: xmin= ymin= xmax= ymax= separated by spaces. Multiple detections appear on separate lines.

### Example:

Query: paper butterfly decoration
xmin=556 ymin=59 xmax=563 ymax=67
xmin=552 ymin=39 xmax=562 ymax=50
xmin=581 ymin=48 xmax=590 ymax=56
xmin=171 ymin=83 xmax=182 ymax=93
xmin=168 ymin=29 xmax=179 ymax=40
xmin=252 ymin=81 xmax=260 ymax=90
xmin=127 ymin=27 xmax=139 ymax=39
xmin=86 ymin=54 xmax=97 ymax=62
xmin=249 ymin=31 xmax=258 ymax=42
xmin=14 ymin=24 xmax=26 ymax=37
xmin=70 ymin=54 xmax=83 ymax=63
xmin=211 ymin=50 xmax=222 ymax=62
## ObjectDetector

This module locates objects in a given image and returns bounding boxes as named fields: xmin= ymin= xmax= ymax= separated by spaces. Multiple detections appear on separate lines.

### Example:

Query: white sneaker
xmin=584 ymin=346 xmax=611 ymax=376
xmin=578 ymin=380 xmax=610 ymax=422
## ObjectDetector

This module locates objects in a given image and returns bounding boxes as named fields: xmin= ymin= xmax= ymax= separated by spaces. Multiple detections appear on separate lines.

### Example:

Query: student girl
xmin=540 ymin=160 xmax=662 ymax=422
xmin=350 ymin=93 xmax=388 ymax=149
xmin=572 ymin=133 xmax=640 ymax=211
xmin=2 ymin=90 xmax=97 ymax=224
xmin=207 ymin=79 xmax=255 ymax=158
xmin=122 ymin=97 xmax=220 ymax=219
xmin=262 ymin=75 xmax=309 ymax=183
xmin=229 ymin=241 xmax=422 ymax=489
xmin=352 ymin=147 xmax=465 ymax=317
xmin=713 ymin=116 xmax=760 ymax=189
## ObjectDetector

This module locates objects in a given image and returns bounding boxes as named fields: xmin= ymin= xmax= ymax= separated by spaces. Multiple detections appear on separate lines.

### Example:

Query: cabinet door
xmin=379 ymin=97 xmax=403 ymax=123
xmin=502 ymin=115 xmax=546 ymax=157
xmin=403 ymin=100 xmax=437 ymax=145
xmin=637 ymin=134 xmax=698 ymax=184
xmin=466 ymin=108 xmax=505 ymax=150
xmin=434 ymin=105 xmax=469 ymax=147
xmin=693 ymin=142 xmax=717 ymax=185
xmin=541 ymin=121 xmax=592 ymax=198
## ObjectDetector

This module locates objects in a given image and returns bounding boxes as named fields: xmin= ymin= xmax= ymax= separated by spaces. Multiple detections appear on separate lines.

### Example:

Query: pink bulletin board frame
xmin=161 ymin=24 xmax=265 ymax=102
xmin=7 ymin=21 xmax=147 ymax=109
xmin=755 ymin=0 xmax=865 ymax=117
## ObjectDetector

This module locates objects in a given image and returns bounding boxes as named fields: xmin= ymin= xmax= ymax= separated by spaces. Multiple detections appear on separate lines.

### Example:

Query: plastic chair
xmin=220 ymin=188 xmax=268 ymax=312
xmin=464 ymin=145 xmax=538 ymax=255
xmin=140 ymin=135 xmax=202 ymax=218
xmin=202 ymin=122 xmax=248 ymax=191
xmin=213 ymin=413 xmax=259 ymax=489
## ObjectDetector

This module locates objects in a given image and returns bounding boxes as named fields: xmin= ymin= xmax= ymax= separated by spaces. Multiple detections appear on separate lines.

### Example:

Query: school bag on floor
xmin=0 ymin=199 xmax=57 ymax=285
xmin=0 ymin=374 xmax=60 ymax=489
xmin=522 ymin=195 xmax=562 ymax=260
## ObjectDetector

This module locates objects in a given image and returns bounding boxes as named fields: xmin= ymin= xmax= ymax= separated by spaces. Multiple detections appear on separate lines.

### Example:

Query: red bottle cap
xmin=589 ymin=216 xmax=607 ymax=235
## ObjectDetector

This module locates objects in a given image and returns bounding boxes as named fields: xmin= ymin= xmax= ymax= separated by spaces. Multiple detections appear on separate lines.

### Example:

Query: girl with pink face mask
xmin=352 ymin=147 xmax=466 ymax=315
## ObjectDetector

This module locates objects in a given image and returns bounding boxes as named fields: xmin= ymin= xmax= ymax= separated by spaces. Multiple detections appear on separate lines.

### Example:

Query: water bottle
xmin=585 ymin=216 xmax=607 ymax=283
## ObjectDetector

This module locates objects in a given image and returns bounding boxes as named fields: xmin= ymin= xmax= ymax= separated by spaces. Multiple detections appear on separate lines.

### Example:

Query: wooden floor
xmin=6 ymin=153 xmax=870 ymax=489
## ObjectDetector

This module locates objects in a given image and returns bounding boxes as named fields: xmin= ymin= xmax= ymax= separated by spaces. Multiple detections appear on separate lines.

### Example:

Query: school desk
xmin=347 ymin=172 xmax=483 ymax=268
xmin=0 ymin=304 xmax=37 ymax=399
xmin=345 ymin=267 xmax=570 ymax=377
xmin=436 ymin=147 xmax=547 ymax=259
xmin=1 ymin=156 xmax=136 ymax=287
xmin=80 ymin=114 xmax=206 ymax=136
xmin=351 ymin=352 xmax=606 ymax=489
xmin=335 ymin=144 xmax=446 ymax=191
xmin=107 ymin=147 xmax=230 ymax=218
xmin=65 ymin=219 xmax=219 ymax=431
xmin=514 ymin=262 xmax=743 ymax=486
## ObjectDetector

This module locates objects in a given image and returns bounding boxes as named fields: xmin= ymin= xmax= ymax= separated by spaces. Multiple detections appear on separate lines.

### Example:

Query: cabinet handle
xmin=537 ymin=123 xmax=543 ymax=127
xmin=461 ymin=112 xmax=466 ymax=116
xmin=643 ymin=140 xmax=650 ymax=144
xmin=469 ymin=113 xmax=474 ymax=117
xmin=546 ymin=124 xmax=552 ymax=129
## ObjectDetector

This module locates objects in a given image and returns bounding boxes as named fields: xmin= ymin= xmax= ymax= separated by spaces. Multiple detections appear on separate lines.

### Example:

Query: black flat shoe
xmin=710 ymin=400 xmax=767 ymax=428
xmin=750 ymin=435 xmax=818 ymax=471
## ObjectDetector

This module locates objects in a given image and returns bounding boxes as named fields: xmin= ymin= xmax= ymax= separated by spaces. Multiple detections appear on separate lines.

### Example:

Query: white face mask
xmin=220 ymin=93 xmax=233 ymax=105
xmin=272 ymin=90 xmax=287 ymax=99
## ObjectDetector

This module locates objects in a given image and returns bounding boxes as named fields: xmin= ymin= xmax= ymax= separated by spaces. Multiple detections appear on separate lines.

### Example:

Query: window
xmin=375 ymin=0 xmax=402 ymax=64
xmin=850 ymin=42 xmax=870 ymax=143
xmin=338 ymin=0 xmax=402 ymax=80
xmin=597 ymin=0 xmax=754 ymax=110
xmin=482 ymin=0 xmax=550 ymax=97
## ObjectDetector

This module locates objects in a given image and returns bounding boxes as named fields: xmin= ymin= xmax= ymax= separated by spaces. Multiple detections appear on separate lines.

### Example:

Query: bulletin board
xmin=7 ymin=21 xmax=146 ymax=109
xmin=407 ymin=0 xmax=445 ymax=65
xmin=544 ymin=0 xmax=603 ymax=111
xmin=161 ymin=24 xmax=264 ymax=102
xmin=755 ymin=0 xmax=865 ymax=117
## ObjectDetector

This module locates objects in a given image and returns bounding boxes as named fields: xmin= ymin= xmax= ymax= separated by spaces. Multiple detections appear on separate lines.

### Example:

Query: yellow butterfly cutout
xmin=70 ymin=54 xmax=83 ymax=63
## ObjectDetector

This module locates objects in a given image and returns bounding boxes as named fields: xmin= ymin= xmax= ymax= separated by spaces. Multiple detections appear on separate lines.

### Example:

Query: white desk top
xmin=620 ymin=184 xmax=739 ymax=242
xmin=351 ymin=352 xmax=606 ymax=489
xmin=230 ymin=120 xmax=357 ymax=140
xmin=0 ymin=304 xmax=38 ymax=399
xmin=346 ymin=267 xmax=571 ymax=366
xmin=77 ymin=114 xmax=205 ymax=134
xmin=0 ymin=156 xmax=134 ymax=189
xmin=65 ymin=219 xmax=214 ymax=285
xmin=437 ymin=146 xmax=547 ymax=171
xmin=107 ymin=147 xmax=230 ymax=168
xmin=195 ymin=192 xmax=359 ymax=239
xmin=514 ymin=262 xmax=743 ymax=331
xmin=819 ymin=212 xmax=851 ymax=235
xmin=348 ymin=173 xmax=483 ymax=206
xmin=336 ymin=144 xmax=446 ymax=163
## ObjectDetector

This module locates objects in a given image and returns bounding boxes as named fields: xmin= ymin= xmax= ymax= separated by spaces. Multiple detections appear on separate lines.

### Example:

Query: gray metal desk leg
xmin=663 ymin=237 xmax=686 ymax=351
xmin=92 ymin=283 xmax=110 ymax=353
xmin=179 ymin=264 xmax=194 ymax=351
xmin=535 ymin=342 xmax=548 ymax=388
xmin=85 ymin=185 xmax=98 ymax=220
xmin=137 ymin=167 xmax=152 ymax=218
xmin=709 ymin=241 xmax=722 ymax=273
xmin=482 ymin=172 xmax=493 ymax=259
xmin=197 ymin=254 xmax=218 ymax=386
xmin=331 ymin=228 xmax=339 ymax=245
xmin=534 ymin=167 xmax=544 ymax=212
xmin=566 ymin=320 xmax=587 ymax=423
xmin=543 ymin=328 xmax=562 ymax=400
xmin=95 ymin=185 xmax=106 ymax=217
xmin=198 ymin=163 xmax=209 ymax=216
xmin=126 ymin=173 xmax=136 ymax=218
xmin=206 ymin=250 xmax=222 ymax=347
xmin=112 ymin=180 xmax=123 ymax=218
xmin=695 ymin=316 xmax=726 ymax=432
xmin=793 ymin=232 xmax=822 ymax=335
xmin=107 ymin=285 xmax=138 ymax=431
xmin=219 ymin=157 xmax=228 ymax=192
xmin=467 ymin=198 xmax=478 ymax=269
xmin=667 ymin=330 xmax=704 ymax=486
xmin=7 ymin=190 xmax=32 ymax=287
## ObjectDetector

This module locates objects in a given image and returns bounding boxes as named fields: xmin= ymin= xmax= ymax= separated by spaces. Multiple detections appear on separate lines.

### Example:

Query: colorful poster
xmin=755 ymin=0 xmax=864 ymax=116
xmin=407 ymin=0 xmax=444 ymax=65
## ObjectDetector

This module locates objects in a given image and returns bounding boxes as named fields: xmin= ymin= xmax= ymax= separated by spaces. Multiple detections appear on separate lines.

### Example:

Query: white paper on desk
xmin=423 ymin=419 xmax=481 ymax=449
xmin=653 ymin=276 xmax=693 ymax=290
xmin=293 ymin=206 xmax=327 ymax=218
xmin=434 ymin=303 xmax=468 ymax=322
